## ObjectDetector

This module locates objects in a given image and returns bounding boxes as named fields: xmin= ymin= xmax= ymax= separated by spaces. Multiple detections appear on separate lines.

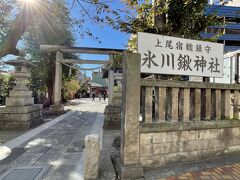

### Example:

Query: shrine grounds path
xmin=0 ymin=98 xmax=111 ymax=180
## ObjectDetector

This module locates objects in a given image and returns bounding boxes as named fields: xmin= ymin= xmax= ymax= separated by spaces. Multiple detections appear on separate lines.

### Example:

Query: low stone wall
xmin=104 ymin=105 xmax=121 ymax=130
xmin=0 ymin=104 xmax=43 ymax=130
xmin=139 ymin=121 xmax=240 ymax=168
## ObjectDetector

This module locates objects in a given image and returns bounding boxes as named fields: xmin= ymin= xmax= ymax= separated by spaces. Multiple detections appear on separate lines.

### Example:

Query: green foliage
xmin=64 ymin=79 xmax=80 ymax=92
xmin=0 ymin=0 xmax=14 ymax=42
xmin=0 ymin=74 xmax=15 ymax=104
xmin=23 ymin=0 xmax=77 ymax=105
xmin=62 ymin=79 xmax=80 ymax=101
xmin=106 ymin=55 xmax=123 ymax=70
xmin=119 ymin=0 xmax=220 ymax=39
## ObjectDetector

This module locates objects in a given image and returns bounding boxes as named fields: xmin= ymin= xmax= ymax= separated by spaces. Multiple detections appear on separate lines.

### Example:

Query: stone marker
xmin=84 ymin=134 xmax=100 ymax=180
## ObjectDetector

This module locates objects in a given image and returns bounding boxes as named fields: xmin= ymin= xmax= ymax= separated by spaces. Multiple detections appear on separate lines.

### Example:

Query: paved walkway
xmin=2 ymin=99 xmax=240 ymax=180
xmin=146 ymin=155 xmax=240 ymax=180
xmin=0 ymin=99 xmax=106 ymax=180
xmin=164 ymin=162 xmax=240 ymax=180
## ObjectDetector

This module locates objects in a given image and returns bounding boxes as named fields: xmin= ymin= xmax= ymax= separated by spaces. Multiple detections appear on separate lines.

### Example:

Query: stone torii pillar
xmin=116 ymin=53 xmax=144 ymax=179
xmin=50 ymin=51 xmax=64 ymax=113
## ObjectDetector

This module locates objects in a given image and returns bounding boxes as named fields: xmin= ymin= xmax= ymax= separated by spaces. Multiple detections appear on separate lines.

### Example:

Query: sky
xmin=74 ymin=21 xmax=129 ymax=77
xmin=69 ymin=0 xmax=130 ymax=77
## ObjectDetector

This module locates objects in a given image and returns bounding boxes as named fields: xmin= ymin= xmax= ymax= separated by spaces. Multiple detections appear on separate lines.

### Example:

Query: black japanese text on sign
xmin=138 ymin=32 xmax=224 ymax=78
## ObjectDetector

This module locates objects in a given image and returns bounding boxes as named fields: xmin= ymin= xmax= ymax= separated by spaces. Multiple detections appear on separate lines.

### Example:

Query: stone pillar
xmin=54 ymin=51 xmax=63 ymax=104
xmin=215 ymin=89 xmax=222 ymax=120
xmin=50 ymin=51 xmax=64 ymax=113
xmin=234 ymin=90 xmax=239 ymax=119
xmin=223 ymin=90 xmax=231 ymax=119
xmin=104 ymin=54 xmax=122 ymax=130
xmin=155 ymin=87 xmax=159 ymax=121
xmin=117 ymin=53 xmax=143 ymax=179
xmin=205 ymin=89 xmax=212 ymax=120
xmin=171 ymin=88 xmax=179 ymax=121
xmin=183 ymin=88 xmax=190 ymax=121
xmin=194 ymin=89 xmax=201 ymax=121
xmin=158 ymin=87 xmax=166 ymax=121
xmin=141 ymin=87 xmax=146 ymax=121
xmin=108 ymin=70 xmax=114 ymax=104
xmin=84 ymin=134 xmax=100 ymax=179
xmin=145 ymin=87 xmax=153 ymax=122
xmin=108 ymin=55 xmax=114 ymax=105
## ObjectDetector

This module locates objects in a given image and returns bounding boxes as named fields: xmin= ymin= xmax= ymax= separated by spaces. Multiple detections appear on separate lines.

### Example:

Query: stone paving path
xmin=143 ymin=150 xmax=240 ymax=179
xmin=0 ymin=99 xmax=106 ymax=180
xmin=158 ymin=162 xmax=240 ymax=180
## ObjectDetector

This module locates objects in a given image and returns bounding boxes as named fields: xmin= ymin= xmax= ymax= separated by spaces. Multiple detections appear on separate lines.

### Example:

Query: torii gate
xmin=40 ymin=45 xmax=125 ymax=112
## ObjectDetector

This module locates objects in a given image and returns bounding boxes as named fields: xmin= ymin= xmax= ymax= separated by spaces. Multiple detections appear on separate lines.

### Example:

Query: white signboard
xmin=137 ymin=32 xmax=224 ymax=77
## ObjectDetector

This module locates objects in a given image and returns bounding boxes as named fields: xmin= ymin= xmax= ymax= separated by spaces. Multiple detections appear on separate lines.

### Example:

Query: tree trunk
xmin=43 ymin=83 xmax=53 ymax=107
xmin=43 ymin=59 xmax=55 ymax=107
xmin=0 ymin=2 xmax=34 ymax=58
xmin=152 ymin=0 xmax=165 ymax=31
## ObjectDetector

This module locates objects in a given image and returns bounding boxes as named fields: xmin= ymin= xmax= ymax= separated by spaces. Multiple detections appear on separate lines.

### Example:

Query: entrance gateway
xmin=41 ymin=32 xmax=240 ymax=179
xmin=40 ymin=45 xmax=125 ymax=112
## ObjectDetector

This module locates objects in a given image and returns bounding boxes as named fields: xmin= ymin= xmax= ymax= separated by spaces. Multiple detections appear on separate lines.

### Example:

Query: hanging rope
xmin=59 ymin=61 xmax=104 ymax=71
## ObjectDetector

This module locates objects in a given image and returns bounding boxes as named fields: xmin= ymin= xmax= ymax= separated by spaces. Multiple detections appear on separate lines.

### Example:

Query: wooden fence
xmin=140 ymin=79 xmax=240 ymax=122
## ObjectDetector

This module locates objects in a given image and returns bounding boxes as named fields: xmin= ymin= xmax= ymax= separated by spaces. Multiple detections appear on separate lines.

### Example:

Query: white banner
xmin=137 ymin=32 xmax=224 ymax=77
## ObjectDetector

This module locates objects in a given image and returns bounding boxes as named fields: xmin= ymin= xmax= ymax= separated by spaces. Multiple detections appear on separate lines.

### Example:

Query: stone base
xmin=103 ymin=105 xmax=121 ymax=130
xmin=0 ymin=104 xmax=43 ymax=130
xmin=6 ymin=96 xmax=34 ymax=107
xmin=49 ymin=104 xmax=64 ymax=114
xmin=112 ymin=93 xmax=122 ymax=106
xmin=116 ymin=157 xmax=144 ymax=179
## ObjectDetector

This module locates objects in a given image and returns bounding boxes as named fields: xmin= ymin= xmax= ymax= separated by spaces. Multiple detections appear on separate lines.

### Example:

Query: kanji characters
xmin=153 ymin=38 xmax=213 ymax=54
xmin=165 ymin=40 xmax=173 ymax=49
xmin=196 ymin=44 xmax=202 ymax=52
xmin=161 ymin=53 xmax=175 ymax=70
xmin=186 ymin=43 xmax=193 ymax=51
xmin=208 ymin=58 xmax=220 ymax=73
xmin=177 ymin=54 xmax=192 ymax=71
xmin=176 ymin=41 xmax=183 ymax=50
xmin=205 ymin=45 xmax=211 ymax=54
xmin=142 ymin=50 xmax=159 ymax=68
xmin=155 ymin=38 xmax=162 ymax=47
xmin=194 ymin=56 xmax=207 ymax=73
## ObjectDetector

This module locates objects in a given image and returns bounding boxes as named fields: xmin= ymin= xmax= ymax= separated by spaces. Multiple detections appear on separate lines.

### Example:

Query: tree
xmin=119 ymin=0 xmax=223 ymax=40
xmin=113 ymin=0 xmax=229 ymax=80
xmin=24 ymin=0 xmax=77 ymax=107
xmin=0 ymin=0 xmax=120 ymax=59
xmin=0 ymin=74 xmax=15 ymax=105
xmin=0 ymin=0 xmax=13 ymax=42
xmin=0 ymin=0 xmax=36 ymax=58
xmin=63 ymin=79 xmax=80 ymax=100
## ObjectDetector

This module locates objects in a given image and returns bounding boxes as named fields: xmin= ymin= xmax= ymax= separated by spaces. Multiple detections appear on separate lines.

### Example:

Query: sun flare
xmin=18 ymin=0 xmax=36 ymax=5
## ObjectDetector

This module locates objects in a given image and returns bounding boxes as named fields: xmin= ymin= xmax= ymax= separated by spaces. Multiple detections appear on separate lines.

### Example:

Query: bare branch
xmin=76 ymin=0 xmax=96 ymax=22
